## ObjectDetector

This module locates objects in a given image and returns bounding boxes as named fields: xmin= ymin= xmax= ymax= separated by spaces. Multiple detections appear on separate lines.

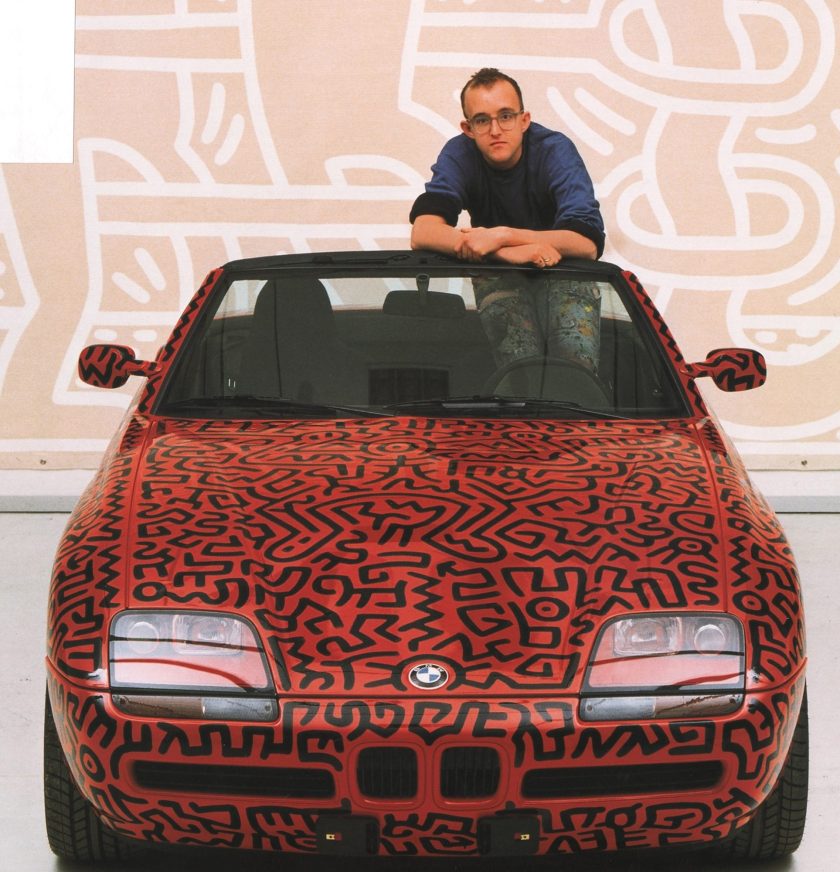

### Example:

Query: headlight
xmin=109 ymin=611 xmax=276 ymax=721
xmin=581 ymin=614 xmax=744 ymax=721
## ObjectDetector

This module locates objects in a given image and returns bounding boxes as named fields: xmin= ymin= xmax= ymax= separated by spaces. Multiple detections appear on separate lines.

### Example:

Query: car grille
xmin=356 ymin=747 xmax=418 ymax=798
xmin=132 ymin=761 xmax=335 ymax=798
xmin=133 ymin=753 xmax=721 ymax=804
xmin=440 ymin=746 xmax=501 ymax=799
xmin=522 ymin=761 xmax=723 ymax=798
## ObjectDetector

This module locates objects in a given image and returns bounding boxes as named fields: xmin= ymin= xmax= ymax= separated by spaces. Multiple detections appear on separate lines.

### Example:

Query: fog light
xmin=113 ymin=694 xmax=278 ymax=722
xmin=581 ymin=693 xmax=742 ymax=722
xmin=581 ymin=696 xmax=656 ymax=720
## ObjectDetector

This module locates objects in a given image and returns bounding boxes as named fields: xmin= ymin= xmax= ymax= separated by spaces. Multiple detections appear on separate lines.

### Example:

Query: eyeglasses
xmin=467 ymin=110 xmax=524 ymax=134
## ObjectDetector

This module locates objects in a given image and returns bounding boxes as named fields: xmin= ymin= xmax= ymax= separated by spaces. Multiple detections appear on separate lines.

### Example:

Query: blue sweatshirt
xmin=410 ymin=122 xmax=605 ymax=257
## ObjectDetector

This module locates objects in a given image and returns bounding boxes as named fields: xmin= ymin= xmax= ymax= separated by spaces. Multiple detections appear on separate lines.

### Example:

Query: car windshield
xmin=157 ymin=266 xmax=687 ymax=420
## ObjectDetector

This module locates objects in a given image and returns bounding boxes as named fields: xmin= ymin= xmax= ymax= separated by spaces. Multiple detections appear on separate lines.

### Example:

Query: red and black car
xmin=45 ymin=251 xmax=807 ymax=861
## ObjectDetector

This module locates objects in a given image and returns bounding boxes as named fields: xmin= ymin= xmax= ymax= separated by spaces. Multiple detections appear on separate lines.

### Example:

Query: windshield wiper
xmin=161 ymin=395 xmax=391 ymax=418
xmin=386 ymin=395 xmax=631 ymax=420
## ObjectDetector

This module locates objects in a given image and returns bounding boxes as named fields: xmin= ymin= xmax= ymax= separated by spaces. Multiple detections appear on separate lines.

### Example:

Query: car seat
xmin=238 ymin=277 xmax=368 ymax=404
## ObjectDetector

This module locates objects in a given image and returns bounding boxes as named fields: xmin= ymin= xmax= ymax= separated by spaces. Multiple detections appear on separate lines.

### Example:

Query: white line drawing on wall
xmin=0 ymin=168 xmax=39 ymax=395
xmin=60 ymin=0 xmax=422 ymax=410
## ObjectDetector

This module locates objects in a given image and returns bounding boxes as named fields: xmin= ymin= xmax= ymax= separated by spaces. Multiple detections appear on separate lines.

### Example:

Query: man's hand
xmin=412 ymin=214 xmax=594 ymax=263
xmin=456 ymin=226 xmax=508 ymax=261
xmin=457 ymin=229 xmax=569 ymax=267
xmin=495 ymin=243 xmax=561 ymax=267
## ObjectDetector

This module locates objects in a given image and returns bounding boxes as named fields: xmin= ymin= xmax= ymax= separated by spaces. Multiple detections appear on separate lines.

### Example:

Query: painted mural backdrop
xmin=0 ymin=0 xmax=837 ymax=472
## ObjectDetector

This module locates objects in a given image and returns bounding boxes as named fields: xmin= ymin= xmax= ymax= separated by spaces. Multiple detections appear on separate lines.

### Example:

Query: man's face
xmin=460 ymin=80 xmax=531 ymax=170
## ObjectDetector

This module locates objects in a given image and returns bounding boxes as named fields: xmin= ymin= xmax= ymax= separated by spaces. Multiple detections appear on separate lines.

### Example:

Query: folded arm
xmin=410 ymin=215 xmax=597 ymax=267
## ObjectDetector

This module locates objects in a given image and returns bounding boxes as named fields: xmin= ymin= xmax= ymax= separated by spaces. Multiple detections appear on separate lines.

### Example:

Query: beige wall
xmin=0 ymin=0 xmax=838 ymax=473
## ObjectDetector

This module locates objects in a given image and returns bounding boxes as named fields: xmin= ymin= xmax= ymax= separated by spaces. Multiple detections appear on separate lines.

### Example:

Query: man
xmin=410 ymin=68 xmax=604 ymax=371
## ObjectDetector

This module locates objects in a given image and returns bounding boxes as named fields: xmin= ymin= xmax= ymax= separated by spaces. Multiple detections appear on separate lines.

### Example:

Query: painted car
xmin=45 ymin=251 xmax=807 ymax=862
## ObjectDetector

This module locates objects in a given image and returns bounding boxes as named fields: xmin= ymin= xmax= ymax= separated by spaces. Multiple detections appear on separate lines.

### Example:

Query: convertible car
xmin=45 ymin=251 xmax=807 ymax=862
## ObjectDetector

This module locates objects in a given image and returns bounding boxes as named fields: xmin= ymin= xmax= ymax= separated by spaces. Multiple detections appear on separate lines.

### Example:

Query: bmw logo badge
xmin=408 ymin=662 xmax=449 ymax=690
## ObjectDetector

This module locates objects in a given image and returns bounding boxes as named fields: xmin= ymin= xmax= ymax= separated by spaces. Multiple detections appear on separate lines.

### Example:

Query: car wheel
xmin=43 ymin=689 xmax=140 ymax=861
xmin=719 ymin=687 xmax=809 ymax=860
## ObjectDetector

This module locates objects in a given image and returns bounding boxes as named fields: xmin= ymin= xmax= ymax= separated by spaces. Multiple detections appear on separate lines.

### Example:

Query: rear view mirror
xmin=683 ymin=347 xmax=767 ymax=392
xmin=78 ymin=344 xmax=158 ymax=389
xmin=383 ymin=290 xmax=466 ymax=318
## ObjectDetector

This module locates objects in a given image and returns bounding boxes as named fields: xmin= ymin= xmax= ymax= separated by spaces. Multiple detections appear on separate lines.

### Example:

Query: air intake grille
xmin=132 ymin=761 xmax=335 ymax=798
xmin=356 ymin=747 xmax=418 ymax=799
xmin=440 ymin=746 xmax=500 ymax=799
xmin=522 ymin=761 xmax=723 ymax=799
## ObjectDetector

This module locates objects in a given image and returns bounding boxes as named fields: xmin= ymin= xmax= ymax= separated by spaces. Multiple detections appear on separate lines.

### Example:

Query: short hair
xmin=460 ymin=68 xmax=524 ymax=117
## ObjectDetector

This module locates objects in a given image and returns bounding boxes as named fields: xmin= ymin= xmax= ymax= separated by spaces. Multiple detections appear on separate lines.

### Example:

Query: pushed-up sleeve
xmin=543 ymin=136 xmax=606 ymax=258
xmin=409 ymin=137 xmax=471 ymax=226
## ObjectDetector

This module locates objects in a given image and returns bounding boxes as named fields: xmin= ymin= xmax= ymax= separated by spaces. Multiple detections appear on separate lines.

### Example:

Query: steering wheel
xmin=482 ymin=355 xmax=608 ymax=406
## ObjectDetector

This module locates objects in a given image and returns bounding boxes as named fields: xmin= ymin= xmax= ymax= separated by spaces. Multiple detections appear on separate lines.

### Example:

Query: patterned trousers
xmin=474 ymin=277 xmax=601 ymax=371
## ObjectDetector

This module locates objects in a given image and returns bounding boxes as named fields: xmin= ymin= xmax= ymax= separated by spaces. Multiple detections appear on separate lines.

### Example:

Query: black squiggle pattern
xmin=77 ymin=344 xmax=146 ymax=389
xmin=46 ymin=674 xmax=806 ymax=855
xmin=46 ymin=259 xmax=806 ymax=857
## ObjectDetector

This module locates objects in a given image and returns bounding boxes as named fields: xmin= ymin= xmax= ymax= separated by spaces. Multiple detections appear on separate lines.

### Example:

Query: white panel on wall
xmin=0 ymin=1 xmax=75 ymax=163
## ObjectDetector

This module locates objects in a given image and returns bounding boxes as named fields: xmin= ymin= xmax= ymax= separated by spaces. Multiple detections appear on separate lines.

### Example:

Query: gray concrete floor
xmin=1 ymin=512 xmax=836 ymax=871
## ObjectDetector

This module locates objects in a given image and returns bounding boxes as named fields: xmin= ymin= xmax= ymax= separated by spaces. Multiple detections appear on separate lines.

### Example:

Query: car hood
xmin=125 ymin=416 xmax=729 ymax=697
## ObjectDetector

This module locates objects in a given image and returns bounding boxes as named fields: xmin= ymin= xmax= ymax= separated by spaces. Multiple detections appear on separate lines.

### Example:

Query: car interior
xmin=162 ymin=272 xmax=684 ymax=417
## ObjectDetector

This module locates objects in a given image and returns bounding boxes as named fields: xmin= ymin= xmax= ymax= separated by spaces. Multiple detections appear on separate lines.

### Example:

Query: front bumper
xmin=46 ymin=664 xmax=805 ymax=856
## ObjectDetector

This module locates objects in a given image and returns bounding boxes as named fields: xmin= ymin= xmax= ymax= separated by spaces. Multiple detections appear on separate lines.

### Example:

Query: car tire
xmin=43 ymin=689 xmax=141 ymax=861
xmin=718 ymin=687 xmax=809 ymax=860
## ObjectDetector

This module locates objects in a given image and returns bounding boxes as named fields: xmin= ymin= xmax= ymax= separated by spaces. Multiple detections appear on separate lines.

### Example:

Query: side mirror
xmin=78 ymin=344 xmax=158 ymax=389
xmin=683 ymin=347 xmax=766 ymax=392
